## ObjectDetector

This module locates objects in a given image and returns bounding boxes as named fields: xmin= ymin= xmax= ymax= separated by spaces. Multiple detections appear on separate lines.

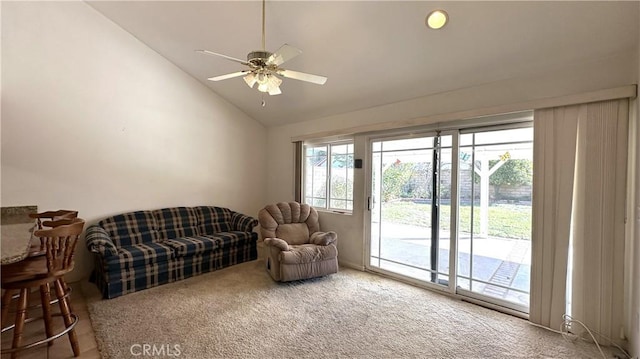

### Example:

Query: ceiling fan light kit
xmin=197 ymin=0 xmax=326 ymax=100
xmin=244 ymin=72 xmax=282 ymax=95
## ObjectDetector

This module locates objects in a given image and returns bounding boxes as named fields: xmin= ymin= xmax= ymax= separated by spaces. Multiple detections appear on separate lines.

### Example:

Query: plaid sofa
xmin=86 ymin=206 xmax=258 ymax=299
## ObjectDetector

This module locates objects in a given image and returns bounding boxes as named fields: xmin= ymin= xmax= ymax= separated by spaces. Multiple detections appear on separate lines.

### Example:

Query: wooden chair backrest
xmin=30 ymin=210 xmax=78 ymax=230
xmin=33 ymin=218 xmax=85 ymax=276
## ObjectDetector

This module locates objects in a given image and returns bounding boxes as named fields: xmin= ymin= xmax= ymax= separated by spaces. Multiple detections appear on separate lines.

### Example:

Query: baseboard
xmin=338 ymin=260 xmax=365 ymax=271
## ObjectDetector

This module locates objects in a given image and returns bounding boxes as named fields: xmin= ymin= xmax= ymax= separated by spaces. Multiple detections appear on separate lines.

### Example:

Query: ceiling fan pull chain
xmin=261 ymin=93 xmax=266 ymax=107
xmin=262 ymin=0 xmax=266 ymax=51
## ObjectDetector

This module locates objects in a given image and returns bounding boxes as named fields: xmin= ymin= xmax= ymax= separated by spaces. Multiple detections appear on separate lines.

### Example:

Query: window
xmin=303 ymin=141 xmax=354 ymax=212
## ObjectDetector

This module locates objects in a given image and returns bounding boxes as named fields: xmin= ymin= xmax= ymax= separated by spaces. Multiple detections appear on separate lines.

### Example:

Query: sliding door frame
xmin=364 ymin=129 xmax=459 ymax=296
xmin=363 ymin=114 xmax=534 ymax=317
xmin=455 ymin=122 xmax=533 ymax=315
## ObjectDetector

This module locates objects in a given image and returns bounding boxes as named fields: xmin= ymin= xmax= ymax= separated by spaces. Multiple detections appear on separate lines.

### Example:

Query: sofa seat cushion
xmin=205 ymin=231 xmax=256 ymax=250
xmin=105 ymin=242 xmax=175 ymax=271
xmin=280 ymin=244 xmax=337 ymax=265
xmin=163 ymin=236 xmax=220 ymax=257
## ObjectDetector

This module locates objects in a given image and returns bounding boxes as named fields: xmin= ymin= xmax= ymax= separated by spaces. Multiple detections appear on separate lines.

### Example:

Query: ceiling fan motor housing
xmin=247 ymin=50 xmax=272 ymax=66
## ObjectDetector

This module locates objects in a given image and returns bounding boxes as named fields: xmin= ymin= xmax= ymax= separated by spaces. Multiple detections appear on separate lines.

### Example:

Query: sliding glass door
xmin=456 ymin=126 xmax=533 ymax=312
xmin=368 ymin=133 xmax=452 ymax=287
xmin=366 ymin=124 xmax=533 ymax=313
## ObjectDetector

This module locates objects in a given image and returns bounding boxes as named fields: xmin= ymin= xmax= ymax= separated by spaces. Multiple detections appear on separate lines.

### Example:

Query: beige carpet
xmin=86 ymin=260 xmax=615 ymax=358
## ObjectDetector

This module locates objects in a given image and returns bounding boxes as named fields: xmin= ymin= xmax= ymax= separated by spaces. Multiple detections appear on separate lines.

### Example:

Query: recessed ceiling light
xmin=426 ymin=10 xmax=448 ymax=30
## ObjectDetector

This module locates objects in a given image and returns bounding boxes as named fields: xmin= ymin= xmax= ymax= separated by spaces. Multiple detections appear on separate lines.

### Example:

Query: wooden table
xmin=1 ymin=215 xmax=37 ymax=265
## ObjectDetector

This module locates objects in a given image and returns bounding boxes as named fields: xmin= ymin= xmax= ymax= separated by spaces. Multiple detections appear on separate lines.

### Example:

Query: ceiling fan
xmin=196 ymin=0 xmax=327 ymax=96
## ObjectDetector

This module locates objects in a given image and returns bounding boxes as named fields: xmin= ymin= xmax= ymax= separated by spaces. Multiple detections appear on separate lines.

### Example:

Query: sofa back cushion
xmin=195 ymin=206 xmax=232 ymax=234
xmin=98 ymin=210 xmax=159 ymax=247
xmin=153 ymin=207 xmax=199 ymax=240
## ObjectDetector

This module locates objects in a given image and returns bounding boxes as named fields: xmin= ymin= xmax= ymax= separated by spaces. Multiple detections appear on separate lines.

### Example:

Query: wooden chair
xmin=1 ymin=218 xmax=85 ymax=358
xmin=28 ymin=210 xmax=78 ymax=256
xmin=5 ymin=217 xmax=80 ymax=311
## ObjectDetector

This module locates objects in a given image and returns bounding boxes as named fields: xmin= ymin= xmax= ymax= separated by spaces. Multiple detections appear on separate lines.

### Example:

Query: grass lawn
xmin=381 ymin=201 xmax=532 ymax=240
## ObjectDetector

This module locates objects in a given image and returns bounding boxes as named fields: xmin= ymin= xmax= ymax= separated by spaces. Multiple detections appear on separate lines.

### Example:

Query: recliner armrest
xmin=310 ymin=231 xmax=337 ymax=246
xmin=263 ymin=237 xmax=290 ymax=251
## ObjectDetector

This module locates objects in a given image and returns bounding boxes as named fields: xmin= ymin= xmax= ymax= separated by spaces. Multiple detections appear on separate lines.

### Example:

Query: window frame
xmin=302 ymin=139 xmax=354 ymax=213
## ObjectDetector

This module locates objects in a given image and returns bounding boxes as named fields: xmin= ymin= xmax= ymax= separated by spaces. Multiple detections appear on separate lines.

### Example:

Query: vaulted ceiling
xmin=88 ymin=1 xmax=639 ymax=127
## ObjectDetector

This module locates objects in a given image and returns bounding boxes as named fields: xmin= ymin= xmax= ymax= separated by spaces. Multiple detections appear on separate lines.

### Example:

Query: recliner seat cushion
xmin=280 ymin=244 xmax=338 ymax=265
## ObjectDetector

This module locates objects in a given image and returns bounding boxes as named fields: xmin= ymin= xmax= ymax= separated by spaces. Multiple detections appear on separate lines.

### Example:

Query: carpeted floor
xmin=85 ymin=260 xmax=615 ymax=358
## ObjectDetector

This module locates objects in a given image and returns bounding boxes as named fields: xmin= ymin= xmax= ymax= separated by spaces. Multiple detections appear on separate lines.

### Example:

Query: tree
xmin=488 ymin=159 xmax=533 ymax=198
xmin=381 ymin=161 xmax=413 ymax=202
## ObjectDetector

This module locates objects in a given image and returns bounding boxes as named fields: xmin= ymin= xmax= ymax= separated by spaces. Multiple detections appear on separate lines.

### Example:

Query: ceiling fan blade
xmin=267 ymin=44 xmax=302 ymax=66
xmin=207 ymin=71 xmax=250 ymax=82
xmin=196 ymin=50 xmax=249 ymax=66
xmin=279 ymin=69 xmax=327 ymax=85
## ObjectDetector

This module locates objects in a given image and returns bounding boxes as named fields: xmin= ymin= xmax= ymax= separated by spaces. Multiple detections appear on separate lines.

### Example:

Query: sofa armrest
xmin=230 ymin=211 xmax=258 ymax=232
xmin=263 ymin=237 xmax=290 ymax=251
xmin=310 ymin=231 xmax=338 ymax=246
xmin=85 ymin=225 xmax=118 ymax=258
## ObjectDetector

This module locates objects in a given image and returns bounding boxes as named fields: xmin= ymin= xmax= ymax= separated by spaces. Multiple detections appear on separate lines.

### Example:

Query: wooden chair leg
xmin=40 ymin=283 xmax=54 ymax=346
xmin=1 ymin=289 xmax=13 ymax=329
xmin=54 ymin=278 xmax=79 ymax=357
xmin=11 ymin=288 xmax=29 ymax=359
xmin=60 ymin=278 xmax=74 ymax=312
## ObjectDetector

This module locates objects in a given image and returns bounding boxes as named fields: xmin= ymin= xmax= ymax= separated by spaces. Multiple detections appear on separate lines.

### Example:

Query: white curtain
xmin=530 ymin=105 xmax=580 ymax=330
xmin=530 ymin=99 xmax=629 ymax=341
xmin=571 ymin=99 xmax=628 ymax=342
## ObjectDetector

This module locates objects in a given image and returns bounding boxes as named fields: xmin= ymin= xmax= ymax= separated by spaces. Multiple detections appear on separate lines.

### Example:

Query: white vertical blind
xmin=530 ymin=99 xmax=629 ymax=342
xmin=571 ymin=99 xmax=628 ymax=343
xmin=530 ymin=106 xmax=580 ymax=330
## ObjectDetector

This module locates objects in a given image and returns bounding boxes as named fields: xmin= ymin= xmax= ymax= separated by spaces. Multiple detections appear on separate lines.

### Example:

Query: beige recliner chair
xmin=258 ymin=202 xmax=338 ymax=282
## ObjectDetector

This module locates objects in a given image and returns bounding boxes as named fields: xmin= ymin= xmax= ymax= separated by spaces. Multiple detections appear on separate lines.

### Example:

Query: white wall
xmin=630 ymin=7 xmax=640 ymax=354
xmin=1 ymin=2 xmax=267 ymax=282
xmin=266 ymin=50 xmax=637 ymax=270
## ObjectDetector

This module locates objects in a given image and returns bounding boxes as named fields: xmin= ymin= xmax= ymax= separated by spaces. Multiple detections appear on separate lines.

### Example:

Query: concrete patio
xmin=370 ymin=222 xmax=531 ymax=307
